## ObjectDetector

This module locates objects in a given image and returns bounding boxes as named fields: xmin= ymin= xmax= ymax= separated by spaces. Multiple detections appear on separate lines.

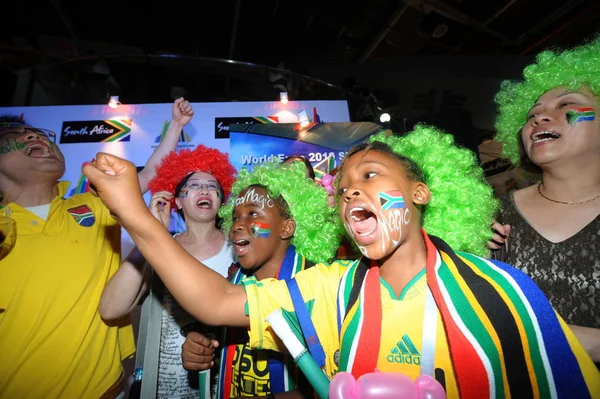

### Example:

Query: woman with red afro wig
xmin=99 ymin=145 xmax=237 ymax=398
xmin=148 ymin=145 xmax=237 ymax=213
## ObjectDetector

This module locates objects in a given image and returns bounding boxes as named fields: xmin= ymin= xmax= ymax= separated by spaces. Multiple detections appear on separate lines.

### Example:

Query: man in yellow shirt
xmin=0 ymin=98 xmax=193 ymax=398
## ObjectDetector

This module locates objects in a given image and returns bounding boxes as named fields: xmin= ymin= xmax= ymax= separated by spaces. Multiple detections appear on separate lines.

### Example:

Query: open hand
xmin=149 ymin=191 xmax=173 ymax=228
xmin=172 ymin=97 xmax=194 ymax=126
xmin=181 ymin=331 xmax=220 ymax=371
xmin=82 ymin=153 xmax=147 ymax=224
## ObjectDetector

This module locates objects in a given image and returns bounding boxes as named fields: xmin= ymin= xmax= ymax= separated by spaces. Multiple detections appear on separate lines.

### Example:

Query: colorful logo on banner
xmin=313 ymin=154 xmax=336 ymax=183
xmin=60 ymin=119 xmax=132 ymax=144
xmin=214 ymin=116 xmax=279 ymax=139
xmin=152 ymin=120 xmax=194 ymax=149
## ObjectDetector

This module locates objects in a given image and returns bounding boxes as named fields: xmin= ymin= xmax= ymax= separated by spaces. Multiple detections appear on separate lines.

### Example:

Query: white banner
xmin=0 ymin=100 xmax=349 ymax=254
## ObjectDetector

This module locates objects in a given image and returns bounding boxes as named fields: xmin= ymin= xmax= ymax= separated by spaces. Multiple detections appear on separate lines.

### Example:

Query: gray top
xmin=494 ymin=191 xmax=600 ymax=328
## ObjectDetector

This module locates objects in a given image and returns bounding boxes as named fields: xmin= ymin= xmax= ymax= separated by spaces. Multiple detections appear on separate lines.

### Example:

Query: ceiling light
xmin=379 ymin=113 xmax=391 ymax=123
xmin=297 ymin=110 xmax=309 ymax=127
xmin=280 ymin=92 xmax=289 ymax=104
xmin=108 ymin=96 xmax=121 ymax=108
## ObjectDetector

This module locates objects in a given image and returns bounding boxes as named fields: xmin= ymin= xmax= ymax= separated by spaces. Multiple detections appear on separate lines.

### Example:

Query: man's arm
xmin=138 ymin=97 xmax=194 ymax=193
xmin=83 ymin=153 xmax=249 ymax=327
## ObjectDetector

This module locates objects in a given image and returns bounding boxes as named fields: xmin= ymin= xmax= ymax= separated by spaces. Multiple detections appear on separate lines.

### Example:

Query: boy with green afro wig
xmin=201 ymin=160 xmax=342 ymax=398
xmin=220 ymin=160 xmax=342 ymax=264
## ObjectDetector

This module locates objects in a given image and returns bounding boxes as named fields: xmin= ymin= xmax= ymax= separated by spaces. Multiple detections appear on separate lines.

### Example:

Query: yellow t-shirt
xmin=244 ymin=259 xmax=600 ymax=398
xmin=244 ymin=260 xmax=459 ymax=396
xmin=0 ymin=182 xmax=135 ymax=399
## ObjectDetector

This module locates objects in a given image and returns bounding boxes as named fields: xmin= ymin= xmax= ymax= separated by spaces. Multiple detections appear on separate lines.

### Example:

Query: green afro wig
xmin=219 ymin=161 xmax=343 ymax=264
xmin=495 ymin=35 xmax=600 ymax=165
xmin=360 ymin=125 xmax=497 ymax=256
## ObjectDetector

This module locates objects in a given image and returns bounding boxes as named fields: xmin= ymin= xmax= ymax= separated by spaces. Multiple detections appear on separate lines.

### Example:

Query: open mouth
xmin=346 ymin=206 xmax=378 ymax=245
xmin=233 ymin=239 xmax=250 ymax=255
xmin=531 ymin=130 xmax=561 ymax=145
xmin=25 ymin=143 xmax=52 ymax=158
xmin=196 ymin=197 xmax=213 ymax=209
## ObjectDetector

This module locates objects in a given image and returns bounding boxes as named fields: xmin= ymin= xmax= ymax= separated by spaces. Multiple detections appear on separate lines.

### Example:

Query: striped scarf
xmin=216 ymin=245 xmax=309 ymax=398
xmin=336 ymin=231 xmax=592 ymax=399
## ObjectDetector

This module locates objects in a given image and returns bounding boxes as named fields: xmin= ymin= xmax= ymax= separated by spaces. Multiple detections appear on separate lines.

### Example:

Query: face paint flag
xmin=67 ymin=205 xmax=96 ymax=227
xmin=567 ymin=107 xmax=596 ymax=125
xmin=251 ymin=222 xmax=272 ymax=238
xmin=379 ymin=191 xmax=405 ymax=210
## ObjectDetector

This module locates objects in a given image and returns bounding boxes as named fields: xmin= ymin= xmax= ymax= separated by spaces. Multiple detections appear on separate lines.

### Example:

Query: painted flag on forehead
xmin=379 ymin=190 xmax=405 ymax=210
xmin=251 ymin=222 xmax=272 ymax=238
xmin=567 ymin=107 xmax=595 ymax=125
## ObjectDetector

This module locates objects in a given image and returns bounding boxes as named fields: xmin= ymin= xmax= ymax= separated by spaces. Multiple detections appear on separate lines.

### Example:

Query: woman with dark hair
xmin=283 ymin=155 xmax=316 ymax=180
xmin=99 ymin=145 xmax=237 ymax=399
xmin=491 ymin=36 xmax=600 ymax=363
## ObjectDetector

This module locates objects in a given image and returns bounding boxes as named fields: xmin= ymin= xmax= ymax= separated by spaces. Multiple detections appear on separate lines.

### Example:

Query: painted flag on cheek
xmin=379 ymin=191 xmax=405 ymax=210
xmin=251 ymin=222 xmax=272 ymax=238
xmin=566 ymin=107 xmax=595 ymax=125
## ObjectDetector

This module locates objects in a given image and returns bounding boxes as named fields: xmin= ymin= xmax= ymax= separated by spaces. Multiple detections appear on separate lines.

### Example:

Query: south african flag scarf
xmin=216 ymin=245 xmax=309 ymax=398
xmin=336 ymin=231 xmax=594 ymax=398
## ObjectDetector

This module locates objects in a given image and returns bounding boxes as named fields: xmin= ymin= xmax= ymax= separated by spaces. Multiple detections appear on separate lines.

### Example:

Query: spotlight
xmin=280 ymin=92 xmax=289 ymax=104
xmin=297 ymin=110 xmax=310 ymax=127
xmin=379 ymin=113 xmax=391 ymax=123
xmin=108 ymin=96 xmax=121 ymax=108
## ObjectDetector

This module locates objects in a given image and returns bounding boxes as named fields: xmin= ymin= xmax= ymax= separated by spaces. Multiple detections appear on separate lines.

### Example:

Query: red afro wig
xmin=148 ymin=145 xmax=237 ymax=210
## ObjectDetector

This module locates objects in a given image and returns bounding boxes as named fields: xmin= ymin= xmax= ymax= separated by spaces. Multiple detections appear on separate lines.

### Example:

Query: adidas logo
xmin=386 ymin=334 xmax=421 ymax=365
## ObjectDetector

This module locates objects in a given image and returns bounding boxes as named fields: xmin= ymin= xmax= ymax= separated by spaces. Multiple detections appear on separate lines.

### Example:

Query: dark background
xmin=1 ymin=0 xmax=599 ymax=154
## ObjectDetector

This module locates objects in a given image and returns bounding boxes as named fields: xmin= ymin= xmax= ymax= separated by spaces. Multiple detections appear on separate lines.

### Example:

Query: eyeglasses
xmin=181 ymin=181 xmax=221 ymax=194
xmin=0 ymin=122 xmax=57 ymax=143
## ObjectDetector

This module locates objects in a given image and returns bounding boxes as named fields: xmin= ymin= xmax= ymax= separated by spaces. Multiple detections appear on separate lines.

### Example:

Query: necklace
xmin=537 ymin=182 xmax=600 ymax=205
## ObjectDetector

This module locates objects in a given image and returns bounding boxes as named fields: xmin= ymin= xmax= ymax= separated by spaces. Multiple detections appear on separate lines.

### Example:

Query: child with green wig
xmin=82 ymin=124 xmax=600 ymax=398
xmin=183 ymin=161 xmax=342 ymax=398
xmin=491 ymin=36 xmax=600 ymax=363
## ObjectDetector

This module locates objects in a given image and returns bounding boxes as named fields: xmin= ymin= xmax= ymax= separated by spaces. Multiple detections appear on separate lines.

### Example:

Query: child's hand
xmin=149 ymin=191 xmax=173 ymax=228
xmin=172 ymin=97 xmax=194 ymax=126
xmin=181 ymin=331 xmax=219 ymax=371
xmin=82 ymin=153 xmax=148 ymax=224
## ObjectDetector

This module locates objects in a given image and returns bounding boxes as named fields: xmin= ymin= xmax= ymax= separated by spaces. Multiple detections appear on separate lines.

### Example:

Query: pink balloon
xmin=416 ymin=375 xmax=447 ymax=399
xmin=329 ymin=372 xmax=357 ymax=399
xmin=329 ymin=371 xmax=446 ymax=399
xmin=321 ymin=174 xmax=333 ymax=186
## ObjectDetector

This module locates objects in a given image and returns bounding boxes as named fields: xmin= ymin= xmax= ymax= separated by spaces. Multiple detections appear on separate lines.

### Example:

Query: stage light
xmin=280 ymin=92 xmax=289 ymax=104
xmin=379 ymin=112 xmax=391 ymax=123
xmin=108 ymin=96 xmax=121 ymax=108
xmin=297 ymin=110 xmax=309 ymax=127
